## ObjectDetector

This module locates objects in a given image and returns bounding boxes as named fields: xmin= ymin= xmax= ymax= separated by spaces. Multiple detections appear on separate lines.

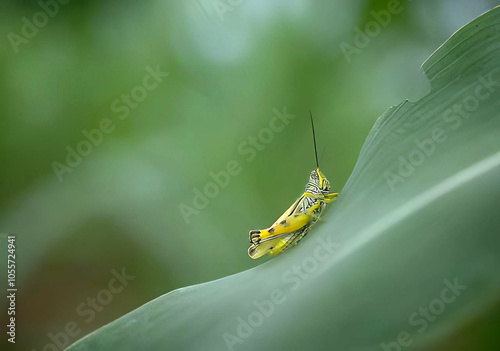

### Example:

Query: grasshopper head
xmin=307 ymin=168 xmax=330 ymax=194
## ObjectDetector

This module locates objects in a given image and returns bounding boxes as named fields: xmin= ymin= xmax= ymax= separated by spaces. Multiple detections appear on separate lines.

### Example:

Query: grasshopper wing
xmin=248 ymin=231 xmax=306 ymax=259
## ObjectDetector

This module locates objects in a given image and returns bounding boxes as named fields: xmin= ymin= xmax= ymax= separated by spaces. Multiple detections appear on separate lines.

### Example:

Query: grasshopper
xmin=248 ymin=113 xmax=338 ymax=259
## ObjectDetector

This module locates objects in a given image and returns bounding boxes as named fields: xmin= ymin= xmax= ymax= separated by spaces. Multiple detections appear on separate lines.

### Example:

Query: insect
xmin=248 ymin=113 xmax=338 ymax=259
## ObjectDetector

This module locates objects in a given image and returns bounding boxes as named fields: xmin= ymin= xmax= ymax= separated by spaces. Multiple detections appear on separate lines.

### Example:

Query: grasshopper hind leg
xmin=250 ymin=226 xmax=277 ymax=243
xmin=249 ymin=230 xmax=262 ymax=243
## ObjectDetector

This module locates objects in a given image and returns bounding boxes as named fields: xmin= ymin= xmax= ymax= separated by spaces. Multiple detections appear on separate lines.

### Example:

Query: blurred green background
xmin=0 ymin=0 xmax=498 ymax=350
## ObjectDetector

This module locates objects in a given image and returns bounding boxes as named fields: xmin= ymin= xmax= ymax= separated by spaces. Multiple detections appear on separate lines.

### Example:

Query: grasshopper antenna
xmin=310 ymin=111 xmax=319 ymax=169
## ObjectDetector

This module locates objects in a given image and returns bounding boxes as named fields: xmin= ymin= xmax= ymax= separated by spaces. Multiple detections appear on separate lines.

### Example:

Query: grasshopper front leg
xmin=324 ymin=192 xmax=338 ymax=203
xmin=250 ymin=202 xmax=323 ymax=244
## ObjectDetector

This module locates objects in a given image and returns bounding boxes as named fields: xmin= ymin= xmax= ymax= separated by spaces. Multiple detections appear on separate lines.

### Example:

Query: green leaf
xmin=68 ymin=7 xmax=500 ymax=351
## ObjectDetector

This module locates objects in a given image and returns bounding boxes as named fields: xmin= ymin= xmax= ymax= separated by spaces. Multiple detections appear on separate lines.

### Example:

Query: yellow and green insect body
xmin=248 ymin=114 xmax=338 ymax=259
